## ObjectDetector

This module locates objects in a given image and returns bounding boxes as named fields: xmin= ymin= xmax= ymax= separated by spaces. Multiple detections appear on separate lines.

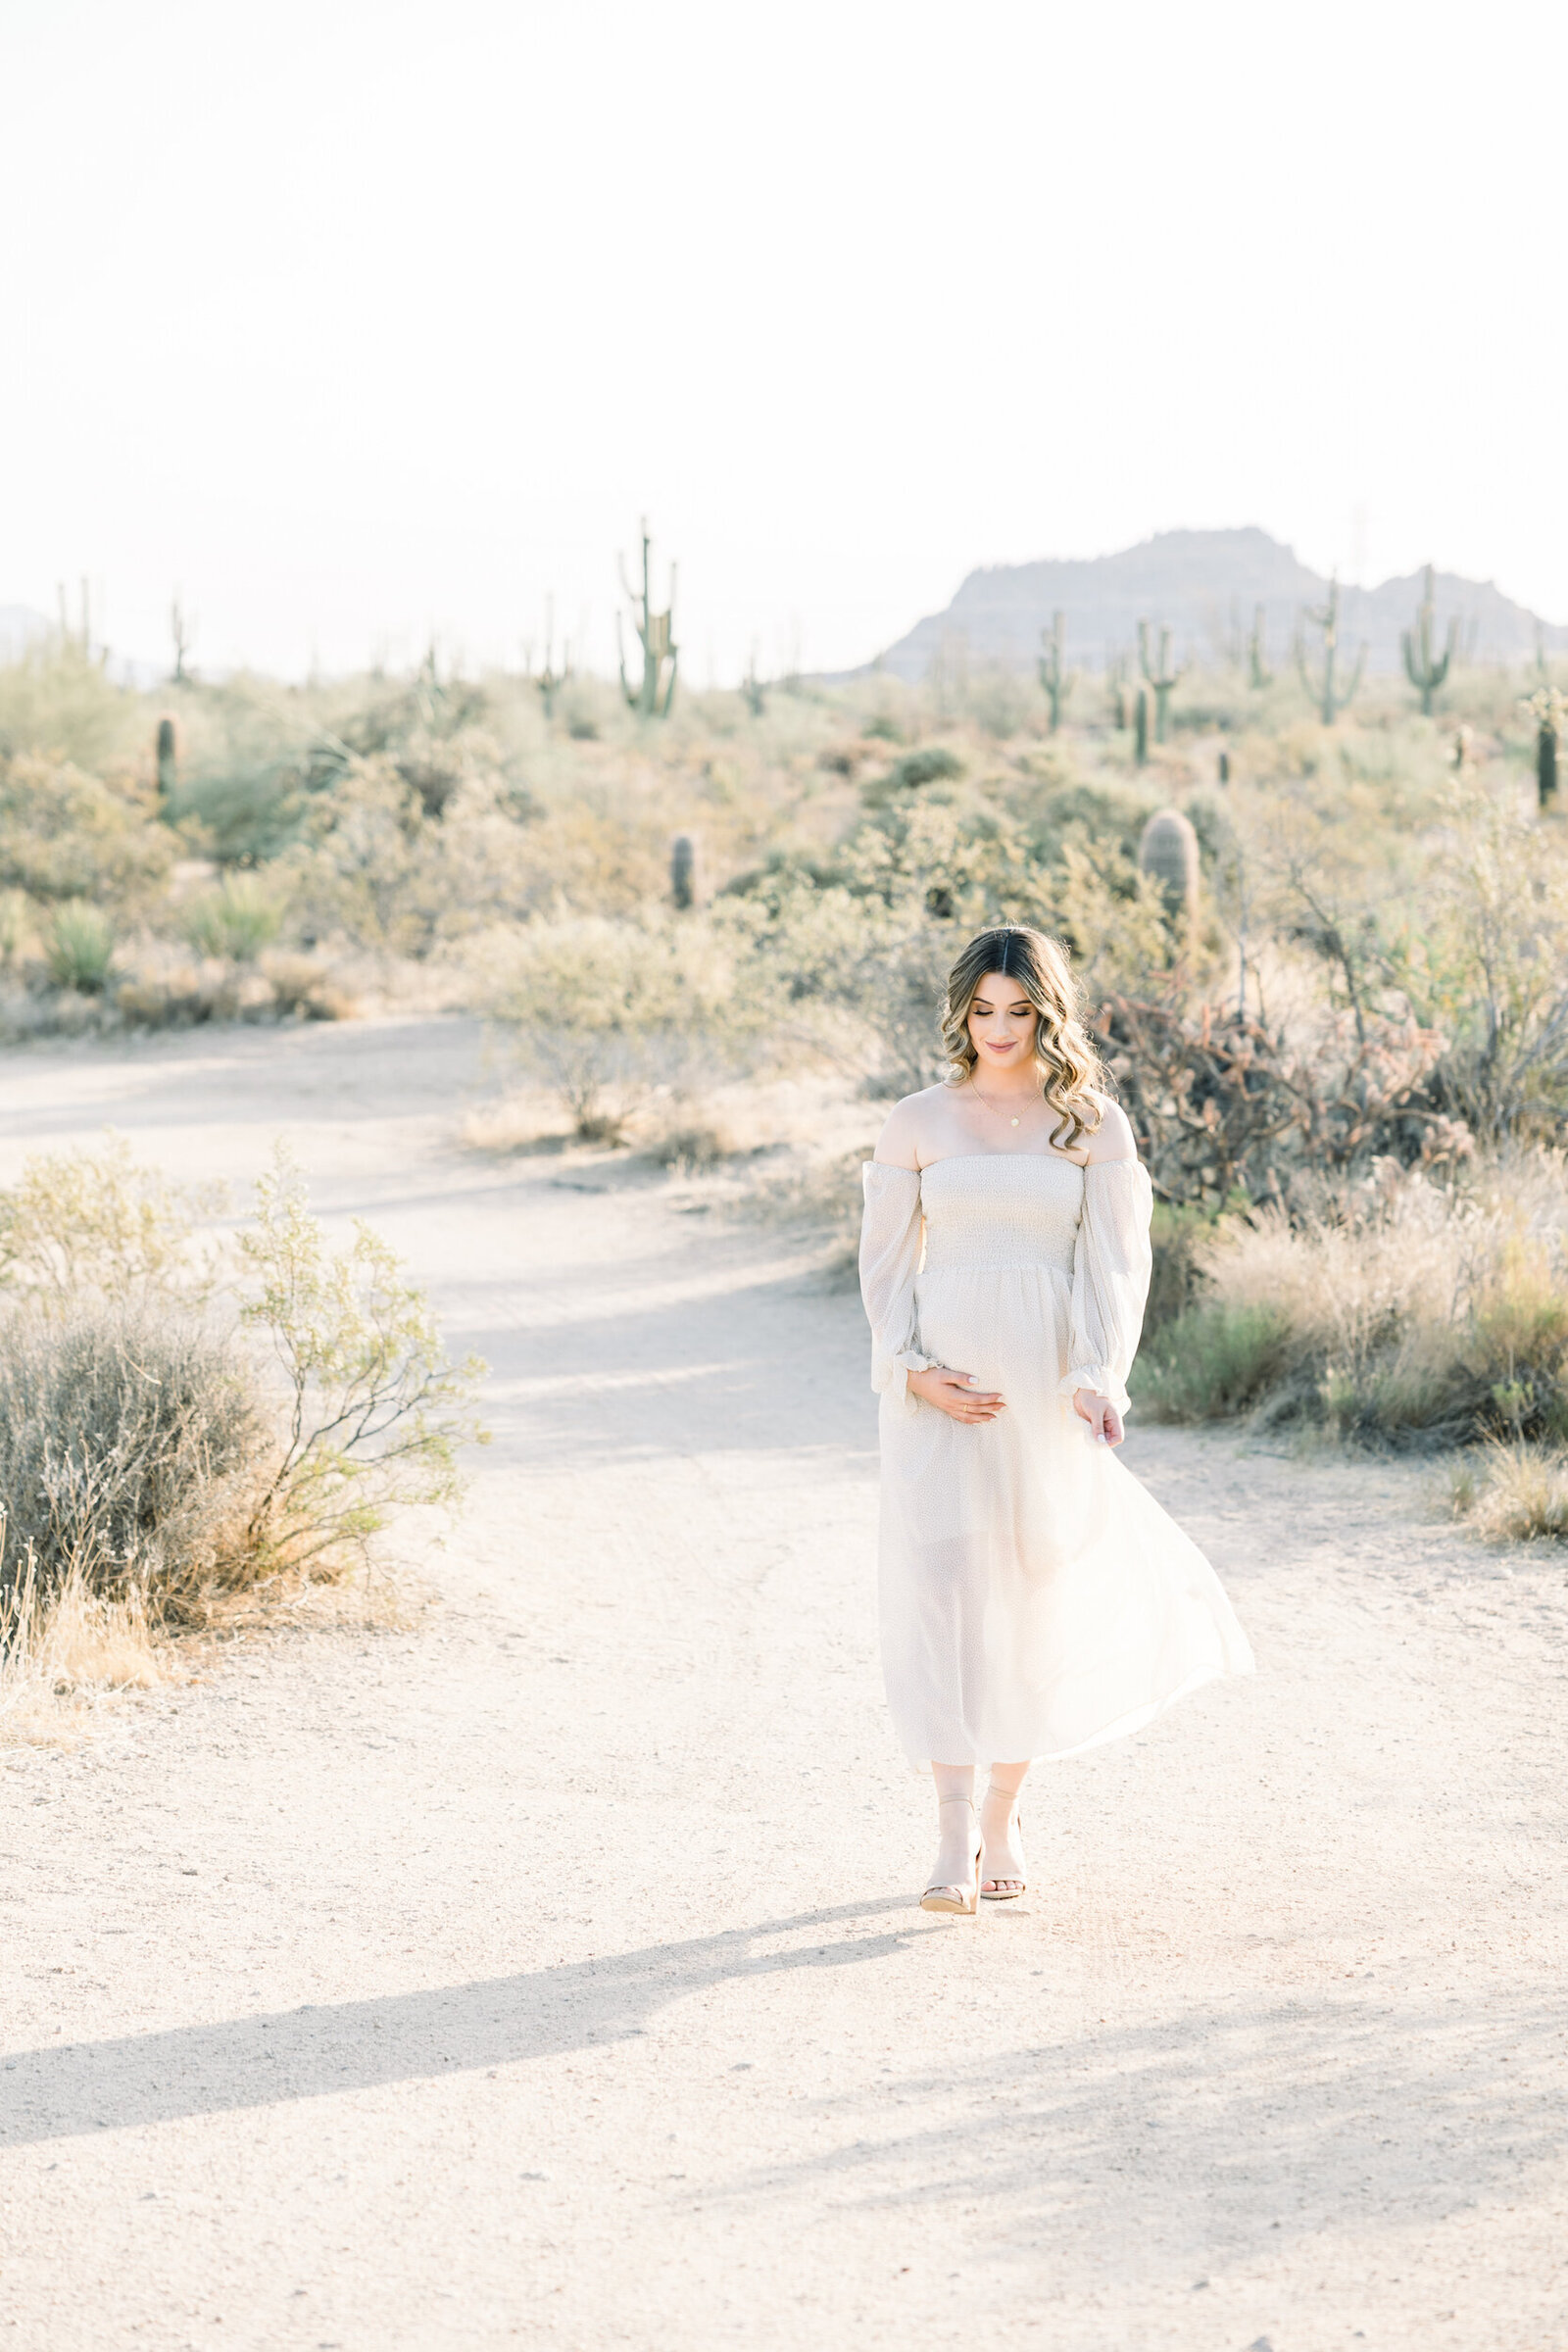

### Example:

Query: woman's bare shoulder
xmin=1082 ymin=1093 xmax=1138 ymax=1166
xmin=872 ymin=1082 xmax=960 ymax=1169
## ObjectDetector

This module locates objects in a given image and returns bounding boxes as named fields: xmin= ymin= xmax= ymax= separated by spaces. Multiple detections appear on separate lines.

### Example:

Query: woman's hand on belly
xmin=1073 ymin=1389 xmax=1125 ymax=1446
xmin=907 ymin=1366 xmax=1006 ymax=1424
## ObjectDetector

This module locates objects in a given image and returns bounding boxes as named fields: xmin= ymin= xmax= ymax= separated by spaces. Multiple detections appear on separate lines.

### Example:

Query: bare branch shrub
xmin=235 ymin=1151 xmax=488 ymax=1577
xmin=486 ymin=911 xmax=755 ymax=1139
xmin=0 ymin=1308 xmax=267 ymax=1611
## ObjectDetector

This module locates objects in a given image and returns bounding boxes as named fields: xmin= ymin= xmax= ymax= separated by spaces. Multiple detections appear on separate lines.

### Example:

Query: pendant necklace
xmin=969 ymin=1076 xmax=1027 ymax=1129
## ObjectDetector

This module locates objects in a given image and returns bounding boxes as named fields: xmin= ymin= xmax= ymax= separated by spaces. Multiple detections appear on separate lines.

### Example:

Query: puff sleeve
xmin=1058 ymin=1158 xmax=1154 ymax=1416
xmin=858 ymin=1161 xmax=931 ymax=1414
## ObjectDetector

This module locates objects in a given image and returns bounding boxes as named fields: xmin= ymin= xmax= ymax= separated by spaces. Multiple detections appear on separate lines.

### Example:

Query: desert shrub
xmin=863 ymin=746 xmax=965 ymax=802
xmin=233 ymin=1152 xmax=487 ymax=1576
xmin=1145 ymin=1200 xmax=1223 ymax=1333
xmin=487 ymin=911 xmax=754 ymax=1139
xmin=1141 ymin=1152 xmax=1568 ymax=1446
xmin=275 ymin=759 xmax=546 ymax=953
xmin=1401 ymin=775 xmax=1568 ymax=1143
xmin=258 ymin=949 xmax=358 ymax=1020
xmin=729 ymin=796 xmax=1063 ymax=1096
xmin=0 ymin=1309 xmax=268 ymax=1610
xmin=113 ymin=956 xmax=275 ymax=1030
xmin=1446 ymin=1443 xmax=1568 ymax=1544
xmin=0 ymin=1132 xmax=220 ymax=1311
xmin=1098 ymin=993 xmax=1470 ymax=1210
xmin=1132 ymin=1301 xmax=1292 ymax=1421
xmin=638 ymin=1112 xmax=735 ymax=1169
xmin=171 ymin=753 xmax=311 ymax=865
xmin=43 ymin=902 xmax=116 ymax=992
xmin=0 ymin=643 xmax=144 ymax=772
xmin=0 ymin=753 xmax=172 ymax=909
xmin=0 ymin=1140 xmax=486 ymax=1618
xmin=182 ymin=872 xmax=283 ymax=959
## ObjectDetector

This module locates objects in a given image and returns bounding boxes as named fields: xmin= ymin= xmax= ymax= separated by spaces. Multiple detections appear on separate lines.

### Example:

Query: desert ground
xmin=1 ymin=1017 xmax=1565 ymax=2351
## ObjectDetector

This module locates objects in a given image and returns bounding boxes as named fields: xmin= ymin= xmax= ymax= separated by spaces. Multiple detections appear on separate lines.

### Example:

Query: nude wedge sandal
xmin=921 ymin=1795 xmax=982 ymax=1916
xmin=979 ymin=1780 xmax=1027 ymax=1901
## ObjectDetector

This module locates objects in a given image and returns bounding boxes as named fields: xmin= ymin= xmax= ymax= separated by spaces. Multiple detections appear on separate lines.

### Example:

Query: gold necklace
xmin=968 ymin=1076 xmax=1034 ymax=1130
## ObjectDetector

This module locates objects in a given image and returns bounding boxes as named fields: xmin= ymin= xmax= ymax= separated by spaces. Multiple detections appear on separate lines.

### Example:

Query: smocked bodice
xmin=860 ymin=1152 xmax=1154 ymax=1418
xmin=918 ymin=1153 xmax=1083 ymax=1278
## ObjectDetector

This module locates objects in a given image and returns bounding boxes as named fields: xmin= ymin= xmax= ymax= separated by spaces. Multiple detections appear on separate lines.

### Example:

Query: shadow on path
xmin=1 ymin=1899 xmax=921 ymax=2147
xmin=709 ymin=1982 xmax=1568 ymax=2269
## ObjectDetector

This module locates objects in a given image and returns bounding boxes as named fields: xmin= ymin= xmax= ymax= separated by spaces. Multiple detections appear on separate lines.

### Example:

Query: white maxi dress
xmin=860 ymin=1152 xmax=1253 ymax=1768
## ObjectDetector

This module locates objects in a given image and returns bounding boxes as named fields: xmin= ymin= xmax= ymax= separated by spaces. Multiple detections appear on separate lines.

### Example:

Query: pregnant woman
xmin=859 ymin=924 xmax=1253 ymax=1916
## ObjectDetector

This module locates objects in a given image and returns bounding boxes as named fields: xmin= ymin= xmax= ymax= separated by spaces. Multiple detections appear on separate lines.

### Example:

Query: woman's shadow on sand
xmin=1 ymin=1898 xmax=918 ymax=2147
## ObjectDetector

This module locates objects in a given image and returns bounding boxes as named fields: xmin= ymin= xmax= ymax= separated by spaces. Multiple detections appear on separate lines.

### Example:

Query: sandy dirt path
xmin=1 ymin=1018 xmax=1565 ymax=2352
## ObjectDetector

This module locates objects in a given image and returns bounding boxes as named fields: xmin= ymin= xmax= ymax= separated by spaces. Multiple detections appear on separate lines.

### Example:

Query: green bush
xmin=182 ymin=872 xmax=283 ymax=960
xmin=43 ymin=902 xmax=116 ymax=992
xmin=234 ymin=1151 xmax=488 ymax=1577
xmin=1145 ymin=1200 xmax=1223 ymax=1334
xmin=1132 ymin=1301 xmax=1292 ymax=1422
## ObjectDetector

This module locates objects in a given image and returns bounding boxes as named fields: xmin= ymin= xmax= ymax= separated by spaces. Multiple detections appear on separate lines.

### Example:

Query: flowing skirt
xmin=878 ymin=1262 xmax=1254 ymax=1768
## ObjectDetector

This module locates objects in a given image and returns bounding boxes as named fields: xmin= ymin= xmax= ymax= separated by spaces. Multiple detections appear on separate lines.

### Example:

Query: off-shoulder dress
xmin=859 ymin=1152 xmax=1253 ymax=1769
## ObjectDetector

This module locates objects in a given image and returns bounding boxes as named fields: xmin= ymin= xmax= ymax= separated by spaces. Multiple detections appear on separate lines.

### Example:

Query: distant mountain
xmin=0 ymin=604 xmax=50 ymax=661
xmin=870 ymin=527 xmax=1568 ymax=680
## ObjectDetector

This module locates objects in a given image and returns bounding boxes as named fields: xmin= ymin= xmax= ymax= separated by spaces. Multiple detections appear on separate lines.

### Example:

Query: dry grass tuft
xmin=1444 ymin=1443 xmax=1568 ymax=1544
xmin=637 ymin=1111 xmax=737 ymax=1171
xmin=0 ymin=1548 xmax=173 ymax=1743
xmin=460 ymin=1095 xmax=574 ymax=1155
xmin=1137 ymin=1150 xmax=1568 ymax=1446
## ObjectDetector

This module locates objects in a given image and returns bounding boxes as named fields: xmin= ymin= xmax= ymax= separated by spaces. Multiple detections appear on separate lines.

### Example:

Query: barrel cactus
xmin=1139 ymin=808 xmax=1200 ymax=926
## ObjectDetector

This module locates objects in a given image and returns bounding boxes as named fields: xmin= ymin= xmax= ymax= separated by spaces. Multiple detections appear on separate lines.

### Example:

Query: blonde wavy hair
xmin=941 ymin=925 xmax=1104 ymax=1152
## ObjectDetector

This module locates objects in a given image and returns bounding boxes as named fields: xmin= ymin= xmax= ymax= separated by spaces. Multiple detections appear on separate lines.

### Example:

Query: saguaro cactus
xmin=1401 ymin=564 xmax=1458 ymax=714
xmin=617 ymin=520 xmax=678 ymax=717
xmin=155 ymin=715 xmax=176 ymax=801
xmin=1138 ymin=620 xmax=1183 ymax=743
xmin=741 ymin=642 xmax=765 ymax=718
xmin=1139 ymin=808 xmax=1200 ymax=927
xmin=170 ymin=596 xmax=193 ymax=684
xmin=1248 ymin=605 xmax=1273 ymax=689
xmin=1105 ymin=649 xmax=1129 ymax=730
xmin=1524 ymin=686 xmax=1567 ymax=809
xmin=1037 ymin=611 xmax=1075 ymax=730
xmin=1134 ymin=688 xmax=1149 ymax=765
xmin=670 ymin=832 xmax=700 ymax=909
xmin=531 ymin=596 xmax=571 ymax=719
xmin=1296 ymin=575 xmax=1365 ymax=724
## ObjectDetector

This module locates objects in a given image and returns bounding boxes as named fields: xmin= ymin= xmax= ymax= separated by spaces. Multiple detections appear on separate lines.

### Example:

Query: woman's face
xmin=966 ymin=971 xmax=1038 ymax=1074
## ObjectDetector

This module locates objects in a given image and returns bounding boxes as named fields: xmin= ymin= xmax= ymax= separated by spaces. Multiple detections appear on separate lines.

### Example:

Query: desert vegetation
xmin=4 ymin=585 xmax=1568 ymax=1593
xmin=0 ymin=1133 xmax=485 ymax=1733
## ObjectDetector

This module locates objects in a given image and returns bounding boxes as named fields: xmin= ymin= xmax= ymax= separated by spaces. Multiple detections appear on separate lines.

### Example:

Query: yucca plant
xmin=44 ymin=901 xmax=116 ymax=992
xmin=182 ymin=872 xmax=283 ymax=960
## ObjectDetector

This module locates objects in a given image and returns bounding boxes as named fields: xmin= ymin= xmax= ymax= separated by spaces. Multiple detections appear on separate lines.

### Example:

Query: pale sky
xmin=3 ymin=0 xmax=1564 ymax=683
